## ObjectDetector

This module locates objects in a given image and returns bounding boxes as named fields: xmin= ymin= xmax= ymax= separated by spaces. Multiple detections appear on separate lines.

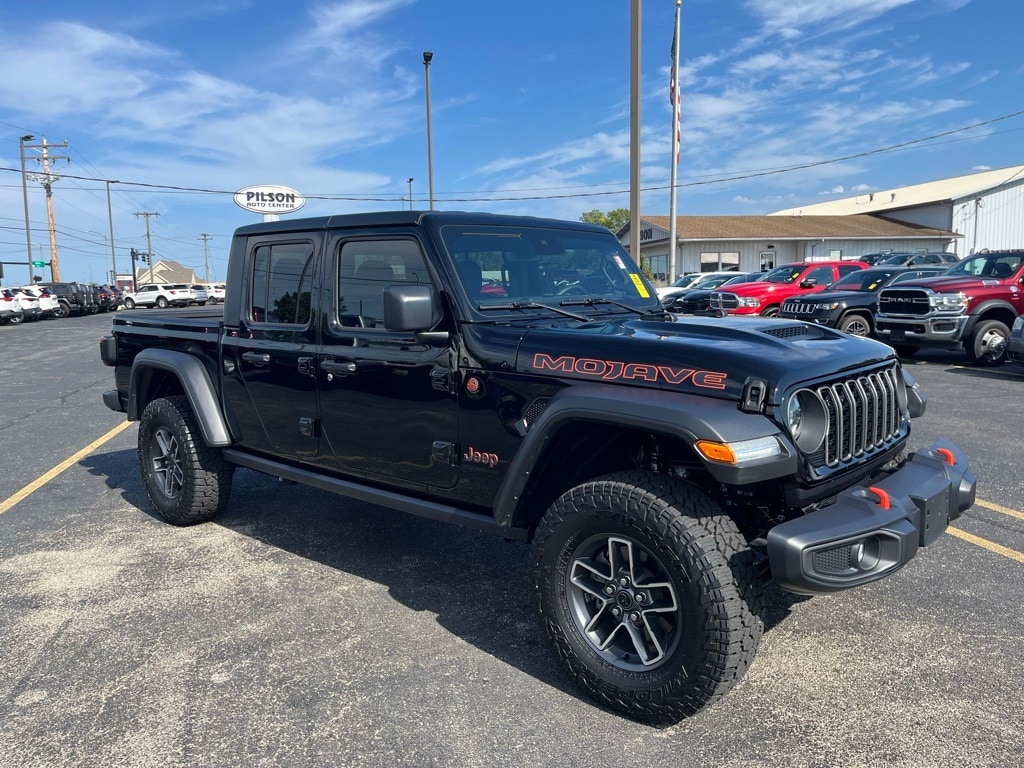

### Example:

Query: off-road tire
xmin=531 ymin=471 xmax=763 ymax=724
xmin=838 ymin=313 xmax=872 ymax=337
xmin=890 ymin=344 xmax=918 ymax=358
xmin=156 ymin=296 xmax=169 ymax=309
xmin=138 ymin=396 xmax=233 ymax=525
xmin=966 ymin=319 xmax=1008 ymax=367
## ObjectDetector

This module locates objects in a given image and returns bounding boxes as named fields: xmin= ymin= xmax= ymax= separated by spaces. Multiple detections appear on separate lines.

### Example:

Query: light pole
xmin=423 ymin=51 xmax=435 ymax=210
xmin=88 ymin=230 xmax=109 ymax=282
xmin=407 ymin=177 xmax=414 ymax=210
xmin=19 ymin=135 xmax=34 ymax=282
xmin=106 ymin=180 xmax=118 ymax=287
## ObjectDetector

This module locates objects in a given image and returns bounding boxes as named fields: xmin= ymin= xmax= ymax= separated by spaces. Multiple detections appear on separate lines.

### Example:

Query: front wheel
xmin=966 ymin=319 xmax=1008 ymax=367
xmin=838 ymin=313 xmax=872 ymax=337
xmin=123 ymin=297 xmax=136 ymax=309
xmin=759 ymin=305 xmax=779 ymax=317
xmin=531 ymin=472 xmax=763 ymax=724
xmin=138 ymin=396 xmax=233 ymax=525
xmin=54 ymin=301 xmax=70 ymax=318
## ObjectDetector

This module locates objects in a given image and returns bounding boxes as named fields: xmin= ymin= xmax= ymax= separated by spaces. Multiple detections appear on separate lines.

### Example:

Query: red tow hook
xmin=867 ymin=486 xmax=891 ymax=510
xmin=936 ymin=447 xmax=956 ymax=466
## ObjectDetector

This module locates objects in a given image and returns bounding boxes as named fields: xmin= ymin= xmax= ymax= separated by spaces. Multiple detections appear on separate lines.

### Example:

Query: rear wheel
xmin=8 ymin=313 xmax=23 ymax=325
xmin=156 ymin=296 xmax=169 ymax=309
xmin=138 ymin=396 xmax=233 ymax=525
xmin=966 ymin=319 xmax=1008 ymax=367
xmin=531 ymin=472 xmax=763 ymax=724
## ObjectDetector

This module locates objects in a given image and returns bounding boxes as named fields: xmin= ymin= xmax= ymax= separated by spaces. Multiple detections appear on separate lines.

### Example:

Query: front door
xmin=315 ymin=234 xmax=458 ymax=490
xmin=220 ymin=234 xmax=321 ymax=459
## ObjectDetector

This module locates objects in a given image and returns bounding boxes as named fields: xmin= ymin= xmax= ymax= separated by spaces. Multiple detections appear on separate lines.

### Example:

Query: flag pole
xmin=668 ymin=0 xmax=682 ymax=283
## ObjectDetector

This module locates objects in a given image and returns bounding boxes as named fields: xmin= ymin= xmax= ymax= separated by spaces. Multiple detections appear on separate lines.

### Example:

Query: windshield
xmin=689 ymin=273 xmax=737 ymax=290
xmin=761 ymin=264 xmax=806 ymax=284
xmin=828 ymin=269 xmax=900 ymax=292
xmin=942 ymin=252 xmax=1023 ymax=279
xmin=439 ymin=224 xmax=658 ymax=309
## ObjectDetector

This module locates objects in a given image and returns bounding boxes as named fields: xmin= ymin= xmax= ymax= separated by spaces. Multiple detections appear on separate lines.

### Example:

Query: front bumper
xmin=875 ymin=313 xmax=969 ymax=347
xmin=767 ymin=439 xmax=975 ymax=595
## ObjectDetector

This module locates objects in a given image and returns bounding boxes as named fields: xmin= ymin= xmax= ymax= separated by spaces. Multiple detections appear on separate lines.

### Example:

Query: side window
xmin=805 ymin=266 xmax=835 ymax=285
xmin=250 ymin=242 xmax=314 ymax=325
xmin=837 ymin=264 xmax=862 ymax=278
xmin=338 ymin=239 xmax=431 ymax=329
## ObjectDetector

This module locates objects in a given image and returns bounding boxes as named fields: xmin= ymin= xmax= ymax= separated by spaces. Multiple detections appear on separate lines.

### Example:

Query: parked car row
xmin=1 ymin=280 xmax=226 ymax=326
xmin=664 ymin=249 xmax=1024 ymax=367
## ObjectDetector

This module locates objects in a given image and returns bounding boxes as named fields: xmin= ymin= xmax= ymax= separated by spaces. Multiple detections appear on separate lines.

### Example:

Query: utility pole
xmin=135 ymin=212 xmax=159 ymax=284
xmin=25 ymin=137 xmax=70 ymax=281
xmin=199 ymin=233 xmax=212 ymax=282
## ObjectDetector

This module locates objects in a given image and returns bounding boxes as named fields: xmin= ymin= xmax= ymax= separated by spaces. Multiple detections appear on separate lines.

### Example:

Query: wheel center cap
xmin=615 ymin=591 xmax=634 ymax=609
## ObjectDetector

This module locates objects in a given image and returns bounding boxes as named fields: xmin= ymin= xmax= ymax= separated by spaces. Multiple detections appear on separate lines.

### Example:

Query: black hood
xmin=515 ymin=314 xmax=896 ymax=405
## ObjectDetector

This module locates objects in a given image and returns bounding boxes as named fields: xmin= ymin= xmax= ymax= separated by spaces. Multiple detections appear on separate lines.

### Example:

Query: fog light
xmin=851 ymin=536 xmax=881 ymax=571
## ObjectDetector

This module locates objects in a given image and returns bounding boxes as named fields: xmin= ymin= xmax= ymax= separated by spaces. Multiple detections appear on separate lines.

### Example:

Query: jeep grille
xmin=804 ymin=365 xmax=904 ymax=472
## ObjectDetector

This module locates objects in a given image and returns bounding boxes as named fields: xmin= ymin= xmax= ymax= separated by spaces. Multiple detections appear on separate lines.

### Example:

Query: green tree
xmin=580 ymin=208 xmax=630 ymax=233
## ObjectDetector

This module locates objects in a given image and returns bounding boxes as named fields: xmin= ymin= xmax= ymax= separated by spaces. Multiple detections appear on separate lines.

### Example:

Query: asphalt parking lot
xmin=1 ymin=311 xmax=1022 ymax=768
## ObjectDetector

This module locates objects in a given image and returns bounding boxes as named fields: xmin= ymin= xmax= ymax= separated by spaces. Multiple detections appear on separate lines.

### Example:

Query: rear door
xmin=220 ymin=233 xmax=322 ymax=459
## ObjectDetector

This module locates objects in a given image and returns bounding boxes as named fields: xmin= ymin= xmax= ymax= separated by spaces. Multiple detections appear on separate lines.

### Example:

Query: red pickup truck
xmin=875 ymin=249 xmax=1024 ymax=366
xmin=709 ymin=261 xmax=867 ymax=317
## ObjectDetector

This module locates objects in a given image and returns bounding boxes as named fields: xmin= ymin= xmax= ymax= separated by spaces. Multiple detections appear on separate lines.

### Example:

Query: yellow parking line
xmin=948 ymin=527 xmax=1024 ymax=564
xmin=0 ymin=421 xmax=133 ymax=516
xmin=975 ymin=497 xmax=1024 ymax=521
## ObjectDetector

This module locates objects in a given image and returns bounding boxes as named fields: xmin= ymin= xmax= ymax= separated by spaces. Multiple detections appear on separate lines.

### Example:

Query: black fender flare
xmin=128 ymin=348 xmax=232 ymax=446
xmin=492 ymin=383 xmax=796 ymax=528
xmin=965 ymin=300 xmax=1018 ymax=337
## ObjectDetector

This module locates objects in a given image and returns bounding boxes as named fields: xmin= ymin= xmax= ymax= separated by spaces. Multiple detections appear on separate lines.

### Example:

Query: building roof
xmin=769 ymin=165 xmax=1024 ymax=216
xmin=135 ymin=259 xmax=198 ymax=284
xmin=635 ymin=214 xmax=957 ymax=241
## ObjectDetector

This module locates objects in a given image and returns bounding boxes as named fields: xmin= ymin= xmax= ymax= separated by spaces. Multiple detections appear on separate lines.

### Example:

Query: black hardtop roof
xmin=232 ymin=210 xmax=612 ymax=237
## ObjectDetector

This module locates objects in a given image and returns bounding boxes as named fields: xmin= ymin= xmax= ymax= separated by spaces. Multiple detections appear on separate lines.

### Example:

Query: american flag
xmin=669 ymin=23 xmax=681 ymax=165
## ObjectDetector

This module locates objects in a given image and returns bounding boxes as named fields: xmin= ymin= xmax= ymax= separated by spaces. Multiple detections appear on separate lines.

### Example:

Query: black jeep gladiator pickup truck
xmin=101 ymin=211 xmax=975 ymax=724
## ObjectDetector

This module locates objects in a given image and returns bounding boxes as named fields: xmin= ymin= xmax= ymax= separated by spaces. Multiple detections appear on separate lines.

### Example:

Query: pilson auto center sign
xmin=233 ymin=185 xmax=306 ymax=215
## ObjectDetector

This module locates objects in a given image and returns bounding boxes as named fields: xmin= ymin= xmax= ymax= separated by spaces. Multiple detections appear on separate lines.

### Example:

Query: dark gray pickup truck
xmin=101 ymin=211 xmax=976 ymax=723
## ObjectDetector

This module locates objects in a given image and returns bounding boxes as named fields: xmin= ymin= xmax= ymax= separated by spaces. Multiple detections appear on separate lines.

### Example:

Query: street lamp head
xmin=423 ymin=51 xmax=433 ymax=64
xmin=407 ymin=177 xmax=414 ymax=183
xmin=21 ymin=134 xmax=33 ymax=142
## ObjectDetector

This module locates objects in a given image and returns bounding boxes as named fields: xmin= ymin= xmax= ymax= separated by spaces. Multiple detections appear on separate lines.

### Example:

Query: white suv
xmin=188 ymin=284 xmax=209 ymax=305
xmin=203 ymin=283 xmax=226 ymax=304
xmin=122 ymin=283 xmax=192 ymax=309
xmin=17 ymin=286 xmax=60 ymax=318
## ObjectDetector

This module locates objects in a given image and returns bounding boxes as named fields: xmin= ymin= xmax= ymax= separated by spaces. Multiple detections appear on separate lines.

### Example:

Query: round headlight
xmin=785 ymin=389 xmax=828 ymax=453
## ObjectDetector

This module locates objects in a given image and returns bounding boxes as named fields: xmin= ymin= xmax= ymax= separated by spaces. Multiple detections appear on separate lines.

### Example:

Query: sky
xmin=0 ymin=0 xmax=1021 ymax=285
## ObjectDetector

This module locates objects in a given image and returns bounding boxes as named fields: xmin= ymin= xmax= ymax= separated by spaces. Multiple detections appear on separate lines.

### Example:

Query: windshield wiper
xmin=477 ymin=300 xmax=589 ymax=322
xmin=559 ymin=296 xmax=656 ymax=316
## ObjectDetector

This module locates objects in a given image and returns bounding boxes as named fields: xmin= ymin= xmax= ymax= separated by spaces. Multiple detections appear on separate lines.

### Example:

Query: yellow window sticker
xmin=629 ymin=273 xmax=650 ymax=298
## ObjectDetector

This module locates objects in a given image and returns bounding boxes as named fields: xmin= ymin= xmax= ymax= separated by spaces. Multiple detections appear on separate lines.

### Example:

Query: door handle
xmin=321 ymin=359 xmax=357 ymax=376
xmin=241 ymin=352 xmax=271 ymax=366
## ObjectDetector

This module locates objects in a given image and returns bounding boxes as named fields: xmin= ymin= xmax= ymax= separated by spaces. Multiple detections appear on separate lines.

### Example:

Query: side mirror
xmin=799 ymin=278 xmax=817 ymax=289
xmin=383 ymin=284 xmax=449 ymax=346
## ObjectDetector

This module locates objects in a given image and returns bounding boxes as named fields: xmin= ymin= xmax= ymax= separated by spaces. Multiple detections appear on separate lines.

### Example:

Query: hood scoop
xmin=760 ymin=323 xmax=825 ymax=340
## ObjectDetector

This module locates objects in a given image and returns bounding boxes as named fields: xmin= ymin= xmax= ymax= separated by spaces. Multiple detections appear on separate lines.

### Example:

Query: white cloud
xmin=745 ymin=0 xmax=918 ymax=35
xmin=972 ymin=165 xmax=991 ymax=171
